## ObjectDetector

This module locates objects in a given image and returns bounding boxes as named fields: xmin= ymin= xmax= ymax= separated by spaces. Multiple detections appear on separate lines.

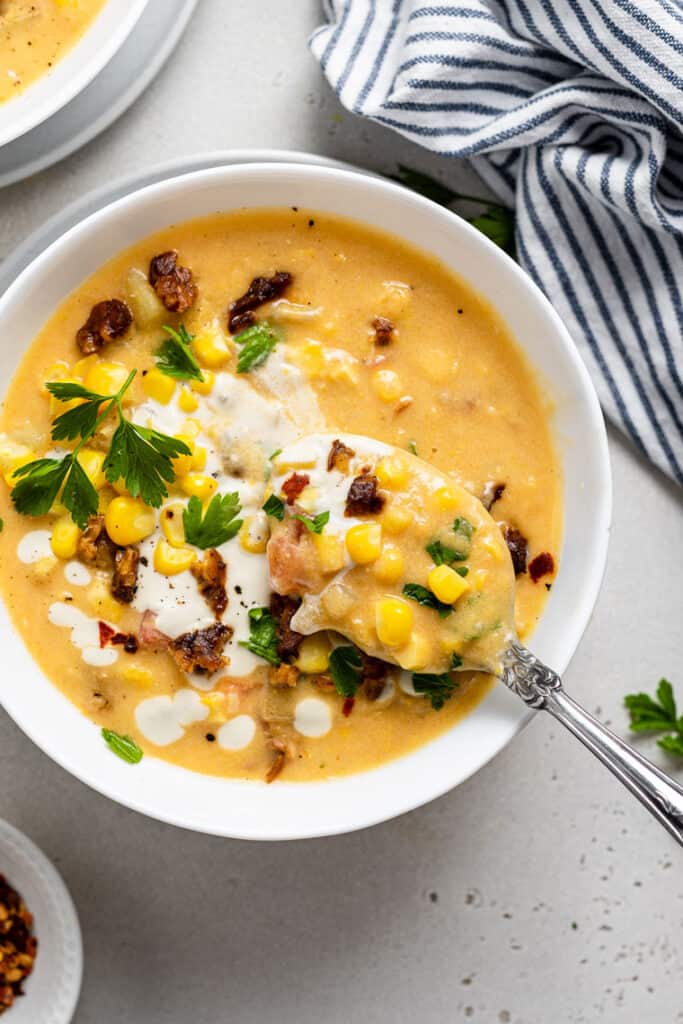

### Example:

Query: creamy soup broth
xmin=0 ymin=209 xmax=561 ymax=782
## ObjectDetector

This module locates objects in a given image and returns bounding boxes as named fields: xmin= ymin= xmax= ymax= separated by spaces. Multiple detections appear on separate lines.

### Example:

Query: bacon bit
xmin=482 ymin=481 xmax=506 ymax=512
xmin=372 ymin=315 xmax=395 ymax=346
xmin=78 ymin=514 xmax=117 ymax=570
xmin=148 ymin=250 xmax=197 ymax=313
xmin=269 ymin=593 xmax=304 ymax=660
xmin=169 ymin=622 xmax=232 ymax=675
xmin=265 ymin=746 xmax=287 ymax=784
xmin=342 ymin=697 xmax=355 ymax=717
xmin=327 ymin=438 xmax=355 ymax=473
xmin=361 ymin=653 xmax=389 ymax=701
xmin=282 ymin=472 xmax=310 ymax=505
xmin=501 ymin=524 xmax=528 ymax=576
xmin=191 ymin=548 xmax=227 ymax=617
xmin=270 ymin=663 xmax=299 ymax=688
xmin=228 ymin=271 xmax=292 ymax=333
xmin=345 ymin=470 xmax=385 ymax=517
xmin=98 ymin=621 xmax=138 ymax=652
xmin=529 ymin=551 xmax=555 ymax=583
xmin=312 ymin=673 xmax=335 ymax=692
xmin=0 ymin=874 xmax=38 ymax=1013
xmin=98 ymin=621 xmax=116 ymax=647
xmin=76 ymin=298 xmax=132 ymax=355
xmin=112 ymin=545 xmax=139 ymax=604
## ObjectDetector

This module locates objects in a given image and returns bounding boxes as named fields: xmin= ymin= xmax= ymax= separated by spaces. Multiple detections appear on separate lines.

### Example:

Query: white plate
xmin=0 ymin=161 xmax=612 ymax=840
xmin=0 ymin=0 xmax=197 ymax=188
xmin=0 ymin=819 xmax=82 ymax=1024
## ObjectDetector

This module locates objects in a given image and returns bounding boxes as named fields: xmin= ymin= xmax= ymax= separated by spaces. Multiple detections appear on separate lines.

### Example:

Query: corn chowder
xmin=0 ymin=209 xmax=561 ymax=782
xmin=0 ymin=0 xmax=106 ymax=103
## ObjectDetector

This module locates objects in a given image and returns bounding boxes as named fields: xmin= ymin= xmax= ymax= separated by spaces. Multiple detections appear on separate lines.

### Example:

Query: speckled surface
xmin=1 ymin=2 xmax=682 ymax=1022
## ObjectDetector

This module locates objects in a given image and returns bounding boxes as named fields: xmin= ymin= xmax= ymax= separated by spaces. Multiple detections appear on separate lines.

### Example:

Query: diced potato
xmin=313 ymin=532 xmax=345 ymax=574
xmin=125 ymin=267 xmax=166 ymax=328
xmin=371 ymin=369 xmax=403 ymax=403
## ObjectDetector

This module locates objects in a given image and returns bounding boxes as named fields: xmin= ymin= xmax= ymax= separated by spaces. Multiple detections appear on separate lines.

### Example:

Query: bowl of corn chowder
xmin=0 ymin=0 xmax=149 ymax=147
xmin=0 ymin=163 xmax=611 ymax=838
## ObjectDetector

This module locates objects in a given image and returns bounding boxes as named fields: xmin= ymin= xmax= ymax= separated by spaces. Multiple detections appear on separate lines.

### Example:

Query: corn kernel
xmin=371 ymin=368 xmax=403 ymax=403
xmin=180 ymin=473 xmax=217 ymax=502
xmin=379 ymin=280 xmax=412 ymax=319
xmin=381 ymin=504 xmax=411 ymax=535
xmin=272 ymin=459 xmax=317 ymax=475
xmin=181 ymin=417 xmax=202 ymax=439
xmin=470 ymin=569 xmax=488 ymax=592
xmin=178 ymin=387 xmax=199 ymax=413
xmin=105 ymin=496 xmax=156 ymax=546
xmin=142 ymin=368 xmax=176 ymax=404
xmin=295 ymin=634 xmax=331 ymax=674
xmin=42 ymin=360 xmax=70 ymax=392
xmin=86 ymin=578 xmax=123 ymax=623
xmin=191 ymin=446 xmax=207 ymax=471
xmin=2 ymin=448 xmax=36 ymax=488
xmin=73 ymin=354 xmax=97 ymax=379
xmin=50 ymin=516 xmax=80 ymax=559
xmin=98 ymin=489 xmax=114 ymax=513
xmin=375 ymin=597 xmax=413 ymax=647
xmin=121 ymin=664 xmax=153 ymax=687
xmin=154 ymin=539 xmax=196 ymax=575
xmin=193 ymin=326 xmax=231 ymax=368
xmin=313 ymin=532 xmax=345 ymax=574
xmin=296 ymin=339 xmax=325 ymax=375
xmin=201 ymin=691 xmax=229 ymax=723
xmin=396 ymin=634 xmax=430 ymax=671
xmin=31 ymin=555 xmax=58 ymax=580
xmin=171 ymin=435 xmax=196 ymax=477
xmin=376 ymin=454 xmax=409 ymax=490
xmin=0 ymin=437 xmax=34 ymax=473
xmin=481 ymin=534 xmax=503 ymax=560
xmin=346 ymin=522 xmax=383 ymax=564
xmin=84 ymin=361 xmax=129 ymax=398
xmin=77 ymin=448 xmax=106 ymax=489
xmin=189 ymin=370 xmax=215 ymax=396
xmin=160 ymin=502 xmax=186 ymax=547
xmin=110 ymin=478 xmax=129 ymax=496
xmin=428 ymin=564 xmax=469 ymax=604
xmin=240 ymin=513 xmax=269 ymax=554
xmin=372 ymin=545 xmax=404 ymax=584
xmin=49 ymin=376 xmax=82 ymax=415
xmin=434 ymin=485 xmax=460 ymax=511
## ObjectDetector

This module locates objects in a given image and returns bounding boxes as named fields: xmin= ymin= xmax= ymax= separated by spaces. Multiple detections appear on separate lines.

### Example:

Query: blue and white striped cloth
xmin=310 ymin=0 xmax=683 ymax=486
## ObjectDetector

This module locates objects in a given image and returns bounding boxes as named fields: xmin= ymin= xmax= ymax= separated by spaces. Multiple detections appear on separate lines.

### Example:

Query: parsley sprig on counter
xmin=183 ymin=493 xmax=243 ymax=549
xmin=625 ymin=679 xmax=683 ymax=756
xmin=155 ymin=324 xmax=205 ymax=382
xmin=10 ymin=372 xmax=190 ymax=528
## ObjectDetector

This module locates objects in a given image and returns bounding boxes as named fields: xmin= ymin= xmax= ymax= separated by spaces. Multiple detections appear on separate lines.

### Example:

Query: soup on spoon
xmin=267 ymin=432 xmax=516 ymax=678
xmin=268 ymin=433 xmax=683 ymax=845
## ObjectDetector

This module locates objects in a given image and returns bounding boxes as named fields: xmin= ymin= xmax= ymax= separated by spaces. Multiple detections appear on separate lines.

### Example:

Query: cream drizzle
xmin=47 ymin=601 xmax=118 ymax=667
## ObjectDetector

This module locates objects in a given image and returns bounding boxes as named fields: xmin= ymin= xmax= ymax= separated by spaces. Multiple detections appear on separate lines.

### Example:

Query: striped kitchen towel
xmin=310 ymin=0 xmax=683 ymax=486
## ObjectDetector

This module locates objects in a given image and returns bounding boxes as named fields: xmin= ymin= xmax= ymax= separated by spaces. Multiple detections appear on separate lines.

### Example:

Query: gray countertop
xmin=1 ymin=2 xmax=682 ymax=1021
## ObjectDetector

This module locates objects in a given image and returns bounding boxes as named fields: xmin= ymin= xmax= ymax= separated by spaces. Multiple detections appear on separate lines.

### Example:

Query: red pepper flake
xmin=282 ymin=472 xmax=310 ymax=505
xmin=98 ymin=621 xmax=116 ymax=647
xmin=342 ymin=697 xmax=355 ymax=717
xmin=529 ymin=552 xmax=555 ymax=583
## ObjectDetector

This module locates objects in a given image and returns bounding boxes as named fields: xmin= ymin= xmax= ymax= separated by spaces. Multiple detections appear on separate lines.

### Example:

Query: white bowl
xmin=0 ymin=819 xmax=82 ymax=1024
xmin=0 ymin=163 xmax=611 ymax=839
xmin=0 ymin=0 xmax=150 ymax=148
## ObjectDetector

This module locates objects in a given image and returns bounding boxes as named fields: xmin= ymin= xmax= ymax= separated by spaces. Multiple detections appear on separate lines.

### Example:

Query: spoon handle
xmin=502 ymin=643 xmax=683 ymax=846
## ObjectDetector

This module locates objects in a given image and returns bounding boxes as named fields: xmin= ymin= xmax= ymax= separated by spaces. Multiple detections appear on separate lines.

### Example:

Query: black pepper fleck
xmin=205 ymin=733 xmax=216 ymax=742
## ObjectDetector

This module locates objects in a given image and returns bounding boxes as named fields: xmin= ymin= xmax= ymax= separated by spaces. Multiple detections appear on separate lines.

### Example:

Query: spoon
xmin=267 ymin=433 xmax=683 ymax=846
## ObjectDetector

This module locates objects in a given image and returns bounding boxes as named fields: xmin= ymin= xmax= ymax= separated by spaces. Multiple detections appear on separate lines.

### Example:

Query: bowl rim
xmin=0 ymin=162 xmax=612 ymax=839
xmin=0 ymin=0 xmax=150 ymax=148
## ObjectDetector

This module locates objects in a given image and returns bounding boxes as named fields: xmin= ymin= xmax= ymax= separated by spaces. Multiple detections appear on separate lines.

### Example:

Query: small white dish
xmin=0 ymin=162 xmax=611 ymax=839
xmin=0 ymin=0 xmax=197 ymax=188
xmin=0 ymin=819 xmax=82 ymax=1024
xmin=0 ymin=0 xmax=149 ymax=149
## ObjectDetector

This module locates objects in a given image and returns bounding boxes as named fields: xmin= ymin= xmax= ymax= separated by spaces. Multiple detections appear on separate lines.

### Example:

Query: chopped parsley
xmin=403 ymin=582 xmax=452 ymax=618
xmin=183 ymin=493 xmax=242 ymax=549
xmin=625 ymin=679 xmax=683 ymax=756
xmin=101 ymin=728 xmax=143 ymax=764
xmin=234 ymin=321 xmax=280 ymax=373
xmin=239 ymin=607 xmax=281 ymax=666
xmin=268 ymin=448 xmax=282 ymax=461
xmin=407 ymin=440 xmax=418 ymax=455
xmin=453 ymin=516 xmax=474 ymax=540
xmin=293 ymin=510 xmax=329 ymax=535
xmin=155 ymin=324 xmax=205 ymax=382
xmin=262 ymin=494 xmax=285 ymax=521
xmin=11 ymin=373 xmax=190 ymax=528
xmin=329 ymin=645 xmax=363 ymax=698
xmin=412 ymin=671 xmax=458 ymax=710
xmin=426 ymin=539 xmax=468 ymax=565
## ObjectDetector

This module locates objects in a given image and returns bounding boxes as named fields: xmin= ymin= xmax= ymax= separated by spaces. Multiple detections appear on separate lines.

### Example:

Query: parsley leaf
xmin=182 ymin=493 xmax=242 ymax=549
xmin=403 ymin=583 xmax=452 ymax=618
xmin=101 ymin=728 xmax=143 ymax=764
xmin=47 ymin=381 xmax=110 ymax=442
xmin=234 ymin=321 xmax=280 ymax=373
xmin=293 ymin=510 xmax=329 ymax=535
xmin=426 ymin=539 xmax=468 ymax=565
xmin=624 ymin=679 xmax=683 ymax=756
xmin=407 ymin=440 xmax=418 ymax=455
xmin=329 ymin=645 xmax=363 ymax=698
xmin=155 ymin=324 xmax=205 ymax=382
xmin=239 ymin=607 xmax=281 ymax=665
xmin=11 ymin=457 xmax=72 ymax=519
xmin=262 ymin=494 xmax=285 ymax=520
xmin=103 ymin=419 xmax=189 ymax=508
xmin=412 ymin=671 xmax=458 ymax=710
xmin=61 ymin=457 xmax=99 ymax=528
xmin=0 ymin=517 xmax=3 ymax=532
